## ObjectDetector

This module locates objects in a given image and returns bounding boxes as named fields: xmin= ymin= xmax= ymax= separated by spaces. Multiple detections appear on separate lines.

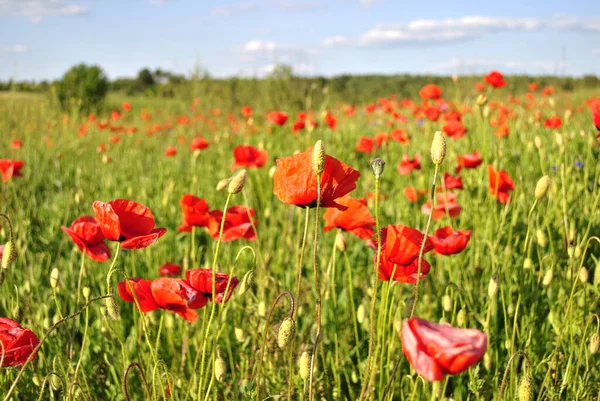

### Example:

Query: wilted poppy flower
xmin=268 ymin=111 xmax=288 ymax=126
xmin=159 ymin=262 xmax=183 ymax=277
xmin=544 ymin=116 xmax=562 ymax=129
xmin=484 ymin=71 xmax=506 ymax=88
xmin=186 ymin=268 xmax=239 ymax=304
xmin=401 ymin=317 xmax=487 ymax=382
xmin=442 ymin=173 xmax=464 ymax=190
xmin=323 ymin=196 xmax=375 ymax=240
xmin=487 ymin=165 xmax=515 ymax=203
xmin=231 ymin=145 xmax=268 ymax=170
xmin=378 ymin=224 xmax=434 ymax=283
xmin=208 ymin=206 xmax=257 ymax=242
xmin=0 ymin=160 xmax=24 ymax=183
xmin=456 ymin=151 xmax=482 ymax=173
xmin=429 ymin=226 xmax=471 ymax=255
xmin=403 ymin=187 xmax=427 ymax=203
xmin=421 ymin=192 xmax=462 ymax=220
xmin=398 ymin=154 xmax=421 ymax=176
xmin=443 ymin=120 xmax=467 ymax=139
xmin=165 ymin=146 xmax=177 ymax=157
xmin=190 ymin=136 xmax=209 ymax=151
xmin=241 ymin=105 xmax=253 ymax=118
xmin=592 ymin=100 xmax=600 ymax=131
xmin=61 ymin=216 xmax=111 ymax=262
xmin=178 ymin=194 xmax=211 ymax=232
xmin=93 ymin=199 xmax=167 ymax=249
xmin=273 ymin=147 xmax=360 ymax=209
xmin=0 ymin=318 xmax=40 ymax=368
xmin=356 ymin=137 xmax=378 ymax=153
xmin=419 ymin=84 xmax=442 ymax=100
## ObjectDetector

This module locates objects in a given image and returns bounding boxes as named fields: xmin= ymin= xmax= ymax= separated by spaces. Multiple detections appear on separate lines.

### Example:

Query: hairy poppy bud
xmin=215 ymin=354 xmax=227 ymax=383
xmin=278 ymin=317 xmax=296 ymax=349
xmin=335 ymin=232 xmax=346 ymax=252
xmin=579 ymin=267 xmax=589 ymax=283
xmin=589 ymin=332 xmax=599 ymax=354
xmin=50 ymin=268 xmax=60 ymax=289
xmin=234 ymin=327 xmax=245 ymax=342
xmin=312 ymin=140 xmax=326 ymax=175
xmin=50 ymin=375 xmax=62 ymax=391
xmin=484 ymin=352 xmax=492 ymax=370
xmin=487 ymin=274 xmax=498 ymax=298
xmin=82 ymin=286 xmax=91 ymax=300
xmin=228 ymin=169 xmax=247 ymax=194
xmin=268 ymin=165 xmax=276 ymax=179
xmin=105 ymin=294 xmax=120 ymax=321
xmin=476 ymin=94 xmax=488 ymax=107
xmin=298 ymin=351 xmax=311 ymax=380
xmin=536 ymin=230 xmax=547 ymax=247
xmin=457 ymin=308 xmax=466 ymax=327
xmin=542 ymin=269 xmax=554 ymax=287
xmin=216 ymin=178 xmax=231 ymax=191
xmin=517 ymin=374 xmax=533 ymax=401
xmin=534 ymin=175 xmax=550 ymax=200
xmin=534 ymin=136 xmax=542 ymax=149
xmin=357 ymin=304 xmax=366 ymax=323
xmin=1 ymin=240 xmax=17 ymax=270
xmin=430 ymin=131 xmax=446 ymax=165
xmin=370 ymin=157 xmax=386 ymax=178
xmin=523 ymin=258 xmax=533 ymax=270
xmin=257 ymin=300 xmax=266 ymax=318
xmin=238 ymin=270 xmax=255 ymax=295
xmin=442 ymin=294 xmax=453 ymax=312
xmin=12 ymin=304 xmax=22 ymax=322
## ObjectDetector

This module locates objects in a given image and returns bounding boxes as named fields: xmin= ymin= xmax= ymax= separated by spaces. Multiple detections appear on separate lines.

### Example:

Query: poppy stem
xmin=0 ymin=213 xmax=14 ymax=240
xmin=294 ymin=206 xmax=311 ymax=316
xmin=308 ymin=179 xmax=322 ymax=401
xmin=410 ymin=163 xmax=439 ymax=318
xmin=122 ymin=361 xmax=151 ymax=401
xmin=496 ymin=351 xmax=529 ymax=401
xmin=522 ymin=199 xmax=538 ymax=254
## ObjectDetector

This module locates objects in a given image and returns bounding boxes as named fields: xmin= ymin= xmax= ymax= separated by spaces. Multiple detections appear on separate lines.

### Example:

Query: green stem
xmin=308 ymin=179 xmax=322 ymax=401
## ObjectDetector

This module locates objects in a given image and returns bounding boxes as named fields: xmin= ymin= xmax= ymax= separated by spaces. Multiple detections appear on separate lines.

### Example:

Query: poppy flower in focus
xmin=403 ymin=187 xmax=427 ymax=203
xmin=0 ymin=318 xmax=40 ymax=367
xmin=378 ymin=224 xmax=434 ymax=283
xmin=61 ymin=216 xmax=111 ymax=262
xmin=118 ymin=278 xmax=159 ymax=312
xmin=268 ymin=111 xmax=288 ymax=126
xmin=178 ymin=194 xmax=211 ymax=232
xmin=592 ymin=100 xmax=600 ymax=131
xmin=93 ymin=199 xmax=167 ymax=249
xmin=356 ymin=137 xmax=378 ymax=153
xmin=419 ymin=84 xmax=443 ymax=100
xmin=398 ymin=154 xmax=421 ymax=176
xmin=150 ymin=278 xmax=206 ymax=322
xmin=190 ymin=136 xmax=209 ymax=151
xmin=456 ymin=151 xmax=482 ymax=173
xmin=487 ymin=165 xmax=515 ymax=203
xmin=484 ymin=71 xmax=506 ymax=88
xmin=544 ymin=116 xmax=562 ymax=129
xmin=208 ymin=206 xmax=257 ymax=242
xmin=186 ymin=268 xmax=239 ymax=304
xmin=443 ymin=120 xmax=467 ymax=139
xmin=241 ymin=105 xmax=253 ymax=118
xmin=273 ymin=147 xmax=360 ymax=210
xmin=323 ymin=195 xmax=375 ymax=240
xmin=429 ymin=226 xmax=471 ymax=255
xmin=442 ymin=173 xmax=464 ymax=190
xmin=231 ymin=145 xmax=268 ymax=170
xmin=159 ymin=262 xmax=183 ymax=277
xmin=401 ymin=317 xmax=487 ymax=382
xmin=122 ymin=102 xmax=132 ymax=112
xmin=0 ymin=160 xmax=24 ymax=183
xmin=421 ymin=192 xmax=462 ymax=220
xmin=11 ymin=140 xmax=22 ymax=149
xmin=165 ymin=146 xmax=177 ymax=157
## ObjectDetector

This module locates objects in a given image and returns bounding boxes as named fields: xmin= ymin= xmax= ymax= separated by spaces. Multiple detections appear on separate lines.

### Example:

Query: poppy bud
xmin=442 ymin=294 xmax=453 ymax=312
xmin=257 ymin=300 xmax=266 ymax=318
xmin=238 ymin=270 xmax=255 ymax=295
xmin=430 ymin=131 xmax=446 ymax=165
xmin=105 ymin=294 xmax=120 ymax=321
xmin=216 ymin=178 xmax=231 ymax=191
xmin=298 ymin=351 xmax=311 ymax=380
xmin=402 ymin=297 xmax=415 ymax=319
xmin=534 ymin=175 xmax=550 ymax=200
xmin=476 ymin=94 xmax=487 ymax=107
xmin=335 ymin=232 xmax=346 ymax=252
xmin=215 ymin=354 xmax=227 ymax=383
xmin=268 ymin=165 xmax=276 ymax=179
xmin=50 ymin=268 xmax=60 ymax=289
xmin=228 ymin=169 xmax=247 ymax=194
xmin=536 ymin=230 xmax=547 ymax=247
xmin=534 ymin=136 xmax=542 ymax=149
xmin=456 ymin=308 xmax=466 ymax=327
xmin=594 ymin=262 xmax=600 ymax=286
xmin=564 ymin=109 xmax=572 ymax=122
xmin=312 ymin=140 xmax=326 ymax=175
xmin=574 ymin=245 xmax=582 ymax=259
xmin=452 ymin=74 xmax=459 ymax=84
xmin=357 ymin=304 xmax=366 ymax=324
xmin=278 ymin=317 xmax=295 ymax=349
xmin=589 ymin=332 xmax=599 ymax=354
xmin=369 ymin=158 xmax=386 ymax=178
xmin=579 ymin=267 xmax=589 ymax=283
xmin=554 ymin=133 xmax=564 ymax=148
xmin=542 ymin=269 xmax=554 ymax=287
xmin=234 ymin=327 xmax=245 ymax=342
xmin=487 ymin=275 xmax=498 ymax=298
xmin=484 ymin=352 xmax=492 ymax=370
xmin=523 ymin=258 xmax=533 ymax=270
xmin=50 ymin=375 xmax=62 ymax=391
xmin=82 ymin=286 xmax=90 ymax=300
xmin=12 ymin=304 xmax=22 ymax=322
xmin=517 ymin=374 xmax=533 ymax=401
xmin=32 ymin=374 xmax=41 ymax=387
xmin=1 ymin=240 xmax=17 ymax=270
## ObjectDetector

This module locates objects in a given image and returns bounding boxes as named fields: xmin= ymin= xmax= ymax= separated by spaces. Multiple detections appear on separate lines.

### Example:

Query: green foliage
xmin=55 ymin=63 xmax=109 ymax=113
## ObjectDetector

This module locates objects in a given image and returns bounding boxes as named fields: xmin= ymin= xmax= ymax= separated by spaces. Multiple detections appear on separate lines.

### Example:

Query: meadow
xmin=0 ymin=74 xmax=599 ymax=401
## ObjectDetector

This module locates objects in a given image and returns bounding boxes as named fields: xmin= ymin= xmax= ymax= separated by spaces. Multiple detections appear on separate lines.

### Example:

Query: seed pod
xmin=517 ymin=374 xmax=533 ymax=401
xmin=487 ymin=275 xmax=499 ymax=298
xmin=105 ymin=294 xmax=120 ymax=321
xmin=277 ymin=317 xmax=296 ymax=349
xmin=312 ymin=140 xmax=326 ymax=175
xmin=228 ymin=169 xmax=247 ymax=194
xmin=542 ymin=269 xmax=554 ymax=287
xmin=430 ymin=131 xmax=446 ymax=165
xmin=1 ymin=240 xmax=16 ymax=270
xmin=298 ymin=351 xmax=311 ymax=380
xmin=370 ymin=157 xmax=386 ymax=178
xmin=534 ymin=176 xmax=550 ymax=200
xmin=50 ymin=268 xmax=60 ymax=289
xmin=589 ymin=332 xmax=599 ymax=354
xmin=216 ymin=178 xmax=231 ymax=191
xmin=442 ymin=294 xmax=453 ymax=312
xmin=335 ymin=232 xmax=346 ymax=252
xmin=214 ymin=355 xmax=227 ymax=383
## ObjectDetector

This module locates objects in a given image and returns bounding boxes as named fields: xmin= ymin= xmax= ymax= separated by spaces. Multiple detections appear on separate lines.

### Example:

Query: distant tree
xmin=137 ymin=68 xmax=155 ymax=91
xmin=56 ymin=63 xmax=109 ymax=112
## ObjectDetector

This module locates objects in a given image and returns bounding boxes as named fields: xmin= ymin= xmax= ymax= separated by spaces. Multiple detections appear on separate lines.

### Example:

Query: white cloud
xmin=0 ymin=0 xmax=87 ymax=23
xmin=431 ymin=57 xmax=568 ymax=74
xmin=243 ymin=40 xmax=278 ymax=53
xmin=0 ymin=44 xmax=29 ymax=53
xmin=211 ymin=2 xmax=257 ymax=16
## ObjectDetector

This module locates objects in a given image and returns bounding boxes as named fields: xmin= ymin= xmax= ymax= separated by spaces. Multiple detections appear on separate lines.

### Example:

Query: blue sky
xmin=0 ymin=0 xmax=599 ymax=81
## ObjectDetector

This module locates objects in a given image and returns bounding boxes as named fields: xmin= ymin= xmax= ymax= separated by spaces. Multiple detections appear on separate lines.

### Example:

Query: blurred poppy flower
xmin=403 ymin=187 xmax=427 ymax=203
xmin=241 ymin=105 xmax=253 ymax=118
xmin=273 ymin=147 xmax=360 ymax=209
xmin=231 ymin=145 xmax=268 ymax=170
xmin=292 ymin=120 xmax=306 ymax=132
xmin=443 ymin=120 xmax=467 ymax=139
xmin=429 ymin=226 xmax=471 ymax=255
xmin=323 ymin=195 xmax=375 ymax=240
xmin=487 ymin=165 xmax=515 ymax=203
xmin=390 ymin=128 xmax=410 ymax=144
xmin=159 ymin=262 xmax=182 ymax=277
xmin=186 ymin=268 xmax=239 ymax=304
xmin=0 ymin=318 xmax=40 ymax=368
xmin=378 ymin=224 xmax=433 ymax=283
xmin=111 ymin=110 xmax=121 ymax=121
xmin=190 ymin=136 xmax=209 ymax=151
xmin=324 ymin=112 xmax=337 ymax=129
xmin=528 ymin=82 xmax=538 ymax=91
xmin=541 ymin=86 xmax=555 ymax=96
xmin=165 ymin=146 xmax=177 ymax=157
xmin=484 ymin=71 xmax=506 ymax=88
xmin=456 ymin=151 xmax=482 ymax=173
xmin=424 ymin=106 xmax=440 ymax=121
xmin=93 ymin=199 xmax=167 ymax=249
xmin=419 ymin=84 xmax=442 ymax=100
xmin=122 ymin=102 xmax=132 ymax=112
xmin=355 ymin=137 xmax=378 ymax=153
xmin=592 ymin=100 xmax=600 ymax=131
xmin=544 ymin=116 xmax=562 ymax=129
xmin=494 ymin=125 xmax=509 ymax=139
xmin=474 ymin=82 xmax=485 ymax=92
xmin=398 ymin=154 xmax=421 ymax=176
xmin=0 ymin=244 xmax=4 ymax=260
xmin=11 ymin=140 xmax=22 ymax=150
xmin=208 ymin=206 xmax=257 ymax=242
xmin=442 ymin=173 xmax=463 ymax=190
xmin=268 ymin=111 xmax=288 ymax=126
xmin=61 ymin=216 xmax=111 ymax=262
xmin=401 ymin=317 xmax=487 ymax=382
xmin=0 ymin=160 xmax=24 ymax=183
xmin=421 ymin=192 xmax=462 ymax=220
xmin=178 ymin=194 xmax=211 ymax=232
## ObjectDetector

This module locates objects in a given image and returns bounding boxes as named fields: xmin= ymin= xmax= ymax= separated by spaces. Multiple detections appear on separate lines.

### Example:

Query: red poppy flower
xmin=186 ymin=268 xmax=239 ymax=304
xmin=398 ymin=154 xmax=421 ymax=176
xmin=165 ymin=146 xmax=177 ymax=157
xmin=159 ymin=262 xmax=183 ymax=277
xmin=456 ymin=151 xmax=482 ymax=174
xmin=0 ymin=244 xmax=4 ymax=260
xmin=443 ymin=120 xmax=467 ymax=139
xmin=494 ymin=125 xmax=509 ymax=139
xmin=442 ymin=173 xmax=464 ymax=190
xmin=424 ymin=106 xmax=440 ymax=121
xmin=0 ymin=318 xmax=40 ymax=367
xmin=150 ymin=278 xmax=206 ymax=322
xmin=429 ymin=226 xmax=471 ymax=255
xmin=273 ymin=147 xmax=360 ymax=209
xmin=390 ymin=128 xmax=410 ymax=144
xmin=61 ymin=216 xmax=111 ymax=262
xmin=401 ymin=317 xmax=487 ymax=382
xmin=544 ymin=116 xmax=562 ymax=129
xmin=419 ymin=84 xmax=443 ymax=100
xmin=190 ymin=136 xmax=209 ymax=151
xmin=403 ymin=187 xmax=427 ymax=203
xmin=528 ymin=82 xmax=538 ymax=91
xmin=484 ymin=71 xmax=506 ymax=88
xmin=374 ymin=132 xmax=390 ymax=147
xmin=378 ymin=224 xmax=434 ymax=283
xmin=118 ymin=278 xmax=159 ymax=312
xmin=111 ymin=110 xmax=121 ymax=121
xmin=323 ymin=195 xmax=375 ymax=240
xmin=292 ymin=120 xmax=306 ymax=132
xmin=0 ymin=160 xmax=24 ymax=183
xmin=443 ymin=111 xmax=462 ymax=122
xmin=487 ymin=165 xmax=515 ymax=203
xmin=11 ymin=140 xmax=22 ymax=150
xmin=592 ymin=100 xmax=600 ymax=131
xmin=421 ymin=193 xmax=462 ymax=220
xmin=268 ymin=111 xmax=288 ymax=126
xmin=122 ymin=102 xmax=132 ymax=112
xmin=93 ymin=199 xmax=167 ymax=249
xmin=241 ymin=105 xmax=253 ymax=118
xmin=541 ymin=86 xmax=555 ymax=96
xmin=474 ymin=82 xmax=485 ymax=92
xmin=178 ymin=194 xmax=211 ymax=232
xmin=208 ymin=206 xmax=257 ymax=242
xmin=324 ymin=112 xmax=337 ymax=129
xmin=231 ymin=145 xmax=268 ymax=170
xmin=355 ymin=137 xmax=377 ymax=153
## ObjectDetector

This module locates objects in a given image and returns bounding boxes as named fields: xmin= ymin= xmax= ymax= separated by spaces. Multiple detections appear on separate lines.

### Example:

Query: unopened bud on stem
xmin=228 ymin=169 xmax=247 ymax=194
xmin=430 ymin=131 xmax=446 ymax=165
